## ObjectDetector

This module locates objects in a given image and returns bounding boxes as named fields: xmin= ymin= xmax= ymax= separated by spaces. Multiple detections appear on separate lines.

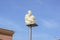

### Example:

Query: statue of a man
xmin=25 ymin=10 xmax=36 ymax=25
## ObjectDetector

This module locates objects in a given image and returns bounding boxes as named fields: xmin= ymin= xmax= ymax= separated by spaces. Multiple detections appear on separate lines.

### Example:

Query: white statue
xmin=25 ymin=10 xmax=36 ymax=25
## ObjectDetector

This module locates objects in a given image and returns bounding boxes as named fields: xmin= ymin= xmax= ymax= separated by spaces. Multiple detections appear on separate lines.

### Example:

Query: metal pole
xmin=29 ymin=26 xmax=32 ymax=40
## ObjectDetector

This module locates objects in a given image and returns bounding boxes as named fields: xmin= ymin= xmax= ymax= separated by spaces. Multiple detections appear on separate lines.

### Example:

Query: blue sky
xmin=0 ymin=0 xmax=60 ymax=40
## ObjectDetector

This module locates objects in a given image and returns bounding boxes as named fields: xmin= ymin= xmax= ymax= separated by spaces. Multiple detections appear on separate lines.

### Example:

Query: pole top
xmin=26 ymin=23 xmax=38 ymax=27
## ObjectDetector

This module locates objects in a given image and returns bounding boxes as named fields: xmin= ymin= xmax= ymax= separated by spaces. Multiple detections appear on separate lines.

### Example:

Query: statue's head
xmin=28 ymin=10 xmax=32 ymax=16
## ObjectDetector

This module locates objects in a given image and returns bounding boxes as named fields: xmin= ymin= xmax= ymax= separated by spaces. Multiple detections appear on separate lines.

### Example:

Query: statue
xmin=25 ymin=10 xmax=36 ymax=25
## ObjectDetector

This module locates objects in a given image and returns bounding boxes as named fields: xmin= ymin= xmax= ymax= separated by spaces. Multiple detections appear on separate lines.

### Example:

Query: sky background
xmin=0 ymin=0 xmax=60 ymax=40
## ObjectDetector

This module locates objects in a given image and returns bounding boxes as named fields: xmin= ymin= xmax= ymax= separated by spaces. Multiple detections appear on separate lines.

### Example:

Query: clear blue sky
xmin=0 ymin=0 xmax=60 ymax=40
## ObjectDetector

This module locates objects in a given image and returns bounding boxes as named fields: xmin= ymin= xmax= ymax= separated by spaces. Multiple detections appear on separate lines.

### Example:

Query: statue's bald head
xmin=28 ymin=10 xmax=32 ymax=16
